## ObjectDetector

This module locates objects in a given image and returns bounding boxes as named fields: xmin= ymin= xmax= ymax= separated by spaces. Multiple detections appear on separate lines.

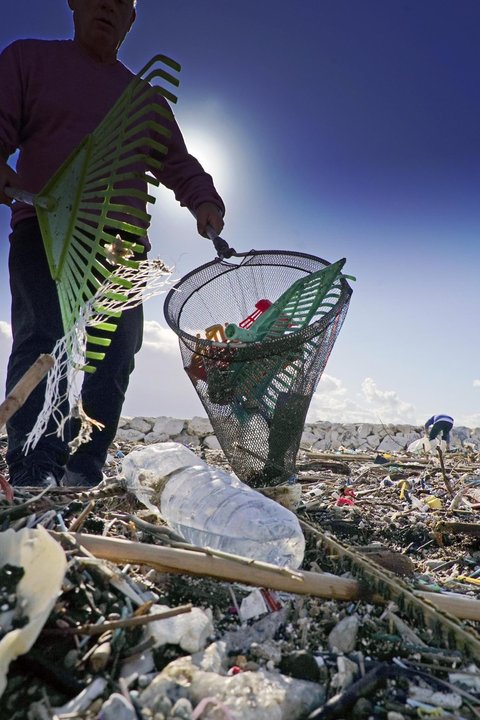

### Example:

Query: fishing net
xmin=25 ymin=258 xmax=172 ymax=453
xmin=164 ymin=250 xmax=353 ymax=486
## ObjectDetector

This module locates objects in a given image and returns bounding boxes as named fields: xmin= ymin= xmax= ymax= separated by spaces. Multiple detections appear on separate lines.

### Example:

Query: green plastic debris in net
xmin=224 ymin=258 xmax=346 ymax=344
xmin=212 ymin=259 xmax=347 ymax=411
xmin=164 ymin=250 xmax=353 ymax=488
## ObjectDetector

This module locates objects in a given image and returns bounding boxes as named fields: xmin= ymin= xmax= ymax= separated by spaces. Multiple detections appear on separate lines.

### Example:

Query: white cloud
xmin=307 ymin=374 xmax=417 ymax=425
xmin=0 ymin=321 xmax=11 ymax=340
xmin=123 ymin=320 xmax=204 ymax=418
xmin=474 ymin=379 xmax=480 ymax=388
xmin=142 ymin=320 xmax=178 ymax=354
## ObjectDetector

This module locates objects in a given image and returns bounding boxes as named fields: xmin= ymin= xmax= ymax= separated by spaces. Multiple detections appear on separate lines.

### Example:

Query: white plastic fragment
xmin=449 ymin=664 xmax=480 ymax=692
xmin=0 ymin=527 xmax=67 ymax=698
xmin=407 ymin=437 xmax=444 ymax=454
xmin=147 ymin=604 xmax=214 ymax=654
xmin=408 ymin=684 xmax=463 ymax=710
xmin=239 ymin=589 xmax=269 ymax=622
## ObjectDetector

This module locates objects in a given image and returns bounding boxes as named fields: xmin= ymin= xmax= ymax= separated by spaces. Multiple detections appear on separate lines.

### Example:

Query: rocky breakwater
xmin=116 ymin=416 xmax=480 ymax=453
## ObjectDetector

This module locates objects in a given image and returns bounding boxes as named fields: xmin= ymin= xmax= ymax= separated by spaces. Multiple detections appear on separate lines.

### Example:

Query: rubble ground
xmin=0 ymin=434 xmax=480 ymax=720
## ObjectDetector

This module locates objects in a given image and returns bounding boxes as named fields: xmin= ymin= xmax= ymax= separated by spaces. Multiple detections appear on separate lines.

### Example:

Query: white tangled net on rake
xmin=24 ymin=257 xmax=173 ymax=455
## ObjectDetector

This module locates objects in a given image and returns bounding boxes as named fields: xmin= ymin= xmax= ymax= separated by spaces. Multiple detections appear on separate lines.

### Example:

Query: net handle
xmin=205 ymin=224 xmax=236 ymax=259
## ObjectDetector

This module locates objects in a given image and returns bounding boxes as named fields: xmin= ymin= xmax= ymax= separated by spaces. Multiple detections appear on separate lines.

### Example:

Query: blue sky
xmin=1 ymin=0 xmax=479 ymax=427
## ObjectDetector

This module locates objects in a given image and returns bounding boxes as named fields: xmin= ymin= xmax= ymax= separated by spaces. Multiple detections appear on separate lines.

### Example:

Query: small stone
xmin=279 ymin=650 xmax=321 ymax=683
xmin=100 ymin=693 xmax=136 ymax=720
xmin=424 ymin=559 xmax=445 ymax=570
xmin=328 ymin=614 xmax=360 ymax=653
xmin=151 ymin=695 xmax=173 ymax=716
xmin=203 ymin=435 xmax=221 ymax=450
xmin=171 ymin=697 xmax=193 ymax=719
xmin=138 ymin=674 xmax=153 ymax=688
xmin=64 ymin=649 xmax=79 ymax=669
xmin=89 ymin=641 xmax=112 ymax=672
xmin=352 ymin=696 xmax=373 ymax=718
xmin=187 ymin=416 xmax=213 ymax=436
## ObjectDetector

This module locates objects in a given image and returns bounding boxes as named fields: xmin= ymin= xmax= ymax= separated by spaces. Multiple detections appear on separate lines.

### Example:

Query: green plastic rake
xmin=6 ymin=54 xmax=180 ymax=369
xmin=224 ymin=258 xmax=347 ymax=344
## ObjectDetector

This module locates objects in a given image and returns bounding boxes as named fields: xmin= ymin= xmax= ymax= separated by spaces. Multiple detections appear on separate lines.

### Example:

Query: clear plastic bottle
xmin=122 ymin=442 xmax=305 ymax=569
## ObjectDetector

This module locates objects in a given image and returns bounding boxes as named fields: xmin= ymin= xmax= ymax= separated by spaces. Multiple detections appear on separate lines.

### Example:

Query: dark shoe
xmin=9 ymin=466 xmax=60 ymax=488
xmin=61 ymin=468 xmax=104 ymax=488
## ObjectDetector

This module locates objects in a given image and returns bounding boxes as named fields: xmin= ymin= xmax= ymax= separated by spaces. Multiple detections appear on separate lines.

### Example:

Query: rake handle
xmin=6 ymin=188 xmax=235 ymax=258
xmin=205 ymin=224 xmax=236 ymax=259
xmin=4 ymin=186 xmax=54 ymax=210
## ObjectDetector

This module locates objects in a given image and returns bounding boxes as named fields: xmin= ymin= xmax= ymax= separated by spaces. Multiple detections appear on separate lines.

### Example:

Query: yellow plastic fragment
xmin=418 ymin=707 xmax=446 ymax=718
xmin=455 ymin=575 xmax=480 ymax=586
xmin=424 ymin=495 xmax=443 ymax=510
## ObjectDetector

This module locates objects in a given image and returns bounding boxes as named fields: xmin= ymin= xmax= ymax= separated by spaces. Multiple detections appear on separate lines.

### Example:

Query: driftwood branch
xmin=45 ymin=603 xmax=193 ymax=636
xmin=0 ymin=354 xmax=54 ymax=430
xmin=50 ymin=532 xmax=480 ymax=621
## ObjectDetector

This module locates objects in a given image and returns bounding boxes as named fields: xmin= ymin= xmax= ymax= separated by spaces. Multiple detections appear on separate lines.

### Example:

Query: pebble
xmin=171 ymin=697 xmax=193 ymax=718
xmin=64 ymin=649 xmax=79 ymax=669
xmin=328 ymin=614 xmax=360 ymax=653
xmin=99 ymin=693 xmax=136 ymax=720
xmin=279 ymin=650 xmax=322 ymax=683
xmin=89 ymin=640 xmax=112 ymax=672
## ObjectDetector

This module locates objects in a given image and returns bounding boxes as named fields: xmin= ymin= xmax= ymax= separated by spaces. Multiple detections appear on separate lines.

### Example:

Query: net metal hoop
xmin=164 ymin=249 xmax=352 ymax=362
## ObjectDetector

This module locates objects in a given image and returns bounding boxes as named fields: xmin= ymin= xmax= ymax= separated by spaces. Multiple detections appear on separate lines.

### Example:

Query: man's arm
xmin=151 ymin=97 xmax=226 ymax=237
xmin=0 ymin=42 xmax=24 ymax=205
xmin=0 ymin=157 xmax=19 ymax=205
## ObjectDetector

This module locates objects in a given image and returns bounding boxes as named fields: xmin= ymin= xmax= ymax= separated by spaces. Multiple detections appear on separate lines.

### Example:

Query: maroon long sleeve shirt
xmin=0 ymin=39 xmax=225 ymax=248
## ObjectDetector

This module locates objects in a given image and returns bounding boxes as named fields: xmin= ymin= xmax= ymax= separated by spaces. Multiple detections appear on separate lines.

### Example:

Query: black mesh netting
xmin=164 ymin=250 xmax=353 ymax=486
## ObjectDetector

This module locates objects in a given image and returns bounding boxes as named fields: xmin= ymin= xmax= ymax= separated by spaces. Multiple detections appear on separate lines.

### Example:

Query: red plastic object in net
xmin=238 ymin=299 xmax=272 ymax=329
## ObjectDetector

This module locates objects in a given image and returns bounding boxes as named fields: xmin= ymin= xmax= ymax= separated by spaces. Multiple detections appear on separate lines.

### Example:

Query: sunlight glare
xmin=184 ymin=128 xmax=231 ymax=192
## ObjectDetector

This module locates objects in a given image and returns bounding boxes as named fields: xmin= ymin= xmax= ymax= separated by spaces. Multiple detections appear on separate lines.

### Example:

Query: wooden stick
xmin=68 ymin=500 xmax=96 ymax=533
xmin=45 ymin=603 xmax=193 ymax=636
xmin=437 ymin=446 xmax=455 ymax=497
xmin=0 ymin=354 xmax=54 ymax=430
xmin=434 ymin=521 xmax=480 ymax=538
xmin=51 ymin=532 xmax=480 ymax=621
xmin=54 ymin=531 xmax=359 ymax=601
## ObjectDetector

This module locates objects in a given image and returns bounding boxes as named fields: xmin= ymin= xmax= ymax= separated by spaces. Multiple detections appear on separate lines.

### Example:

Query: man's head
xmin=68 ymin=0 xmax=136 ymax=64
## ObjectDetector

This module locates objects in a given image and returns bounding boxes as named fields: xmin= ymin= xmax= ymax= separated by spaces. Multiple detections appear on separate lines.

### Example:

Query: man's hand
xmin=0 ymin=160 xmax=19 ymax=206
xmin=195 ymin=202 xmax=224 ymax=239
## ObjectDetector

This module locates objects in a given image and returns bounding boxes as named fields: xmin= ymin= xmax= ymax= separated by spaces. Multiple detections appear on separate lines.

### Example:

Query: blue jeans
xmin=6 ymin=217 xmax=144 ymax=481
xmin=428 ymin=420 xmax=453 ymax=444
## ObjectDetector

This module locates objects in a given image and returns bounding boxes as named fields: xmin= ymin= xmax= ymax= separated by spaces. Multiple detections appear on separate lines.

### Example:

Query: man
xmin=0 ymin=0 xmax=225 ymax=488
xmin=424 ymin=414 xmax=454 ymax=448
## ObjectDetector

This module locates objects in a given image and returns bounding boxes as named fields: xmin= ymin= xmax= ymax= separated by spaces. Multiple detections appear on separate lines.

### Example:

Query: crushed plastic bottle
xmin=121 ymin=442 xmax=305 ymax=569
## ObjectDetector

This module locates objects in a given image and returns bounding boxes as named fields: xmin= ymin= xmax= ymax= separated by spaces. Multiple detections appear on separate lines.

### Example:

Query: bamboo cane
xmin=0 ymin=354 xmax=54 ymax=430
xmin=53 ymin=532 xmax=480 ymax=621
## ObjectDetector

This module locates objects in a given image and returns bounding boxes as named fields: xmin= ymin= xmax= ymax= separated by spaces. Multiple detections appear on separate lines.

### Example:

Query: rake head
xmin=34 ymin=55 xmax=180 ymax=364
